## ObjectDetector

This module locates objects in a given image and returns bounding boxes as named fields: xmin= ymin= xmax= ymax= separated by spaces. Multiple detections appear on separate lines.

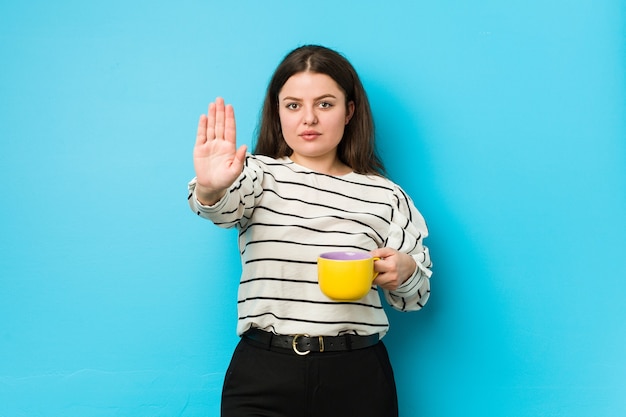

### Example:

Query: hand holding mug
xmin=370 ymin=247 xmax=418 ymax=291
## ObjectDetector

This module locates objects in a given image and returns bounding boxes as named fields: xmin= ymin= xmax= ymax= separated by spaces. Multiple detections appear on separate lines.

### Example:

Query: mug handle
xmin=372 ymin=257 xmax=380 ymax=279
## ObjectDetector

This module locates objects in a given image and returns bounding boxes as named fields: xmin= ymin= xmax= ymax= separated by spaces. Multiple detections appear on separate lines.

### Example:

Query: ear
xmin=345 ymin=101 xmax=355 ymax=125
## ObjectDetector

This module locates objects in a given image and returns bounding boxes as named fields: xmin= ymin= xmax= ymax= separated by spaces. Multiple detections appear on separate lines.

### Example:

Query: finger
xmin=234 ymin=144 xmax=248 ymax=165
xmin=373 ymin=273 xmax=399 ymax=291
xmin=195 ymin=114 xmax=208 ymax=146
xmin=373 ymin=259 xmax=390 ymax=274
xmin=373 ymin=274 xmax=388 ymax=287
xmin=206 ymin=102 xmax=216 ymax=140
xmin=224 ymin=104 xmax=236 ymax=144
xmin=214 ymin=97 xmax=225 ymax=140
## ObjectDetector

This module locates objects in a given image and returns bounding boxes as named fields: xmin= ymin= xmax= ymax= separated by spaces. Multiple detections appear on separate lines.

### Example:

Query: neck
xmin=289 ymin=154 xmax=352 ymax=176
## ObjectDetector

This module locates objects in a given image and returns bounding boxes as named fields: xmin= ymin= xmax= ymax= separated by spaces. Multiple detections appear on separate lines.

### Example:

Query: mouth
xmin=299 ymin=130 xmax=321 ymax=141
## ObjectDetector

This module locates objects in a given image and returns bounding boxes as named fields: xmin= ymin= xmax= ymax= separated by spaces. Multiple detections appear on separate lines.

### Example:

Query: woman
xmin=189 ymin=45 xmax=432 ymax=416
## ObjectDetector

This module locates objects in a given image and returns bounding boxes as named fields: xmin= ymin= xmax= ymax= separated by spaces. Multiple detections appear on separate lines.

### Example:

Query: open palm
xmin=193 ymin=97 xmax=247 ymax=195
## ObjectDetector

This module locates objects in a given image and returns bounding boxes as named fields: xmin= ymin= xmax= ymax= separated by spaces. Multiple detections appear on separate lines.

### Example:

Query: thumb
xmin=233 ymin=145 xmax=248 ymax=166
xmin=370 ymin=247 xmax=396 ymax=259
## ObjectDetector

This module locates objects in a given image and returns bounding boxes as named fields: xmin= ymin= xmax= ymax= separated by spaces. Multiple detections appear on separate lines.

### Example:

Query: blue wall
xmin=1 ymin=1 xmax=625 ymax=416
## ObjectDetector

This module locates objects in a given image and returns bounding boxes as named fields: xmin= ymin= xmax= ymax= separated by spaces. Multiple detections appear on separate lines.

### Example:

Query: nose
xmin=303 ymin=106 xmax=318 ymax=125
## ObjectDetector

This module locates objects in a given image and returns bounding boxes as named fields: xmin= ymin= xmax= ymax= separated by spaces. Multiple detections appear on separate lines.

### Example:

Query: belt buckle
xmin=292 ymin=334 xmax=311 ymax=356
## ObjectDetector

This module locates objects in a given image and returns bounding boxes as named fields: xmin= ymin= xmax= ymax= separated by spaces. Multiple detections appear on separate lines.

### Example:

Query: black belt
xmin=243 ymin=327 xmax=379 ymax=356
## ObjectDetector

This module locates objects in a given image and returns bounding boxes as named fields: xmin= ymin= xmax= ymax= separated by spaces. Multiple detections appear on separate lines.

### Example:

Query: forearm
xmin=194 ymin=183 xmax=228 ymax=206
xmin=187 ymin=156 xmax=261 ymax=228
xmin=385 ymin=262 xmax=431 ymax=312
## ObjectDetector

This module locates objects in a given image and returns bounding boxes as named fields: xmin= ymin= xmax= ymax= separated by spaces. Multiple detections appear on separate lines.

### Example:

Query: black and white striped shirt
xmin=188 ymin=154 xmax=432 ymax=338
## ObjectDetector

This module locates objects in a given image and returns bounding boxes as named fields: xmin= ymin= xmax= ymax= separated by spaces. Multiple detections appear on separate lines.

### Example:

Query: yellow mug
xmin=317 ymin=251 xmax=380 ymax=301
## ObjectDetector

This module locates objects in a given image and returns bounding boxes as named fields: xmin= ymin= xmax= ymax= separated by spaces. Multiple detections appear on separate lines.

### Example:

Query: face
xmin=278 ymin=71 xmax=355 ymax=174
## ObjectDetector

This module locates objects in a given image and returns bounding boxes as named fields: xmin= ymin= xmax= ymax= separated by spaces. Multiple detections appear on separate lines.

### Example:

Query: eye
xmin=318 ymin=101 xmax=333 ymax=109
xmin=286 ymin=102 xmax=300 ymax=110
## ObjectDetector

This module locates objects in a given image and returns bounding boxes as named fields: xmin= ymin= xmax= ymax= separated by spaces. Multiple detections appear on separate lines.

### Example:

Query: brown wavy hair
xmin=253 ymin=45 xmax=385 ymax=175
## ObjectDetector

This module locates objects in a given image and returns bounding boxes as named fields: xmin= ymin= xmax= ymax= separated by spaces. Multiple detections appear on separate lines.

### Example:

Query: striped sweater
xmin=188 ymin=154 xmax=432 ymax=338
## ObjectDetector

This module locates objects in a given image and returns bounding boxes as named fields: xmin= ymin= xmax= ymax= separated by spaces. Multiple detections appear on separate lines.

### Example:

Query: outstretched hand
xmin=193 ymin=97 xmax=247 ymax=205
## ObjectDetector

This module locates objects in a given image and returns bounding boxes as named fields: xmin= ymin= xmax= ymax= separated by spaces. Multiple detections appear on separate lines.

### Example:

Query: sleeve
xmin=382 ymin=185 xmax=433 ymax=312
xmin=187 ymin=154 xmax=263 ymax=229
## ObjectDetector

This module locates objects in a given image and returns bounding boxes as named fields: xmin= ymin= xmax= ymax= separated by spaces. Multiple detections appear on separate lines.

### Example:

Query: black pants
xmin=221 ymin=336 xmax=399 ymax=417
